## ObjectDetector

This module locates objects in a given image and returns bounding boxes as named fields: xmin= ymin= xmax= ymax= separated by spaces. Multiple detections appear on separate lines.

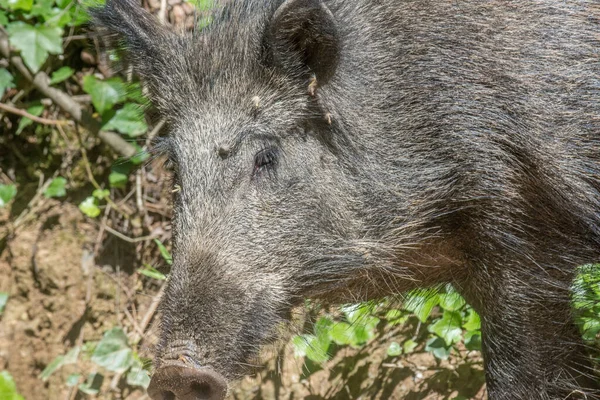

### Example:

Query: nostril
xmin=160 ymin=392 xmax=175 ymax=400
xmin=191 ymin=382 xmax=212 ymax=398
xmin=148 ymin=364 xmax=227 ymax=400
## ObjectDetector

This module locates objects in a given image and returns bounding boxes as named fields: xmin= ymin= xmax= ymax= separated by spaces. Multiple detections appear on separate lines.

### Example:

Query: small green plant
xmin=0 ymin=184 xmax=17 ymax=208
xmin=573 ymin=264 xmax=600 ymax=346
xmin=0 ymin=371 xmax=25 ymax=400
xmin=293 ymin=285 xmax=482 ymax=365
xmin=39 ymin=327 xmax=150 ymax=394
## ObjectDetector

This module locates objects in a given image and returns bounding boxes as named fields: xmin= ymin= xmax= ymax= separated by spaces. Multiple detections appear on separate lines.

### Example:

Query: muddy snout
xmin=147 ymin=364 xmax=227 ymax=400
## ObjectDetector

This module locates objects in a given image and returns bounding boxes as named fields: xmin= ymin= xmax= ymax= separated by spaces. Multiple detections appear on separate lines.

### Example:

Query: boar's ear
xmin=266 ymin=0 xmax=339 ymax=84
xmin=89 ymin=0 xmax=176 ymax=96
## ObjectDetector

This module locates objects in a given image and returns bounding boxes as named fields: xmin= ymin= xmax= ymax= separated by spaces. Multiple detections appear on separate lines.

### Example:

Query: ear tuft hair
xmin=265 ymin=0 xmax=339 ymax=84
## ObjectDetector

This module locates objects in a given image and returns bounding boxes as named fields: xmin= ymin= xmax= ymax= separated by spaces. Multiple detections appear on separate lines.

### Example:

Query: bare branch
xmin=0 ymin=102 xmax=72 ymax=125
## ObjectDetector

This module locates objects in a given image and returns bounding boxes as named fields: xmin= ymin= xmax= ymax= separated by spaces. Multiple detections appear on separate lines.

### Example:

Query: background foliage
xmin=1 ymin=0 xmax=599 ymax=398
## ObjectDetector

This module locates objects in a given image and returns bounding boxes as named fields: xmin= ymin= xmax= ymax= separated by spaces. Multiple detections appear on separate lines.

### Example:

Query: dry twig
xmin=0 ymin=102 xmax=72 ymax=125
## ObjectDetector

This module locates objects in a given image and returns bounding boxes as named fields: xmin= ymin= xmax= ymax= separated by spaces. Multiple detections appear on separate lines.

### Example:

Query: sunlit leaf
xmin=0 ymin=371 xmax=24 ymax=400
xmin=82 ymin=75 xmax=126 ymax=115
xmin=65 ymin=373 xmax=80 ymax=387
xmin=387 ymin=341 xmax=402 ymax=357
xmin=329 ymin=322 xmax=353 ymax=346
xmin=464 ymin=330 xmax=482 ymax=351
xmin=6 ymin=0 xmax=33 ymax=12
xmin=39 ymin=347 xmax=80 ymax=381
xmin=0 ymin=292 xmax=7 ymax=314
xmin=429 ymin=310 xmax=463 ymax=346
xmin=463 ymin=308 xmax=481 ymax=332
xmin=403 ymin=339 xmax=418 ymax=354
xmin=79 ymin=197 xmax=101 ymax=218
xmin=49 ymin=66 xmax=74 ymax=85
xmin=0 ymin=184 xmax=17 ymax=207
xmin=0 ymin=68 xmax=15 ymax=96
xmin=438 ymin=286 xmax=466 ymax=312
xmin=425 ymin=337 xmax=451 ymax=360
xmin=6 ymin=22 xmax=63 ymax=72
xmin=78 ymin=372 xmax=103 ymax=395
xmin=92 ymin=189 xmax=110 ymax=200
xmin=126 ymin=362 xmax=150 ymax=388
xmin=16 ymin=103 xmax=44 ymax=134
xmin=91 ymin=327 xmax=134 ymax=373
xmin=44 ymin=177 xmax=67 ymax=198
xmin=102 ymin=103 xmax=147 ymax=137
xmin=403 ymin=290 xmax=440 ymax=323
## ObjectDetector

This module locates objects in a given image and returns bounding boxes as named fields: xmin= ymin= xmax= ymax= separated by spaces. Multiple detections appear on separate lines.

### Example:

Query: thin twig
xmin=132 ymin=284 xmax=165 ymax=345
xmin=0 ymin=102 xmax=72 ymax=125
xmin=103 ymin=225 xmax=158 ymax=243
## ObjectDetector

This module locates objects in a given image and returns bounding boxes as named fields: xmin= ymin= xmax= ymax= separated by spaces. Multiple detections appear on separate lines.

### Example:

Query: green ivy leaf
xmin=125 ymin=82 xmax=148 ymax=104
xmin=387 ymin=341 xmax=402 ymax=357
xmin=130 ymin=147 xmax=150 ymax=165
xmin=16 ymin=103 xmax=44 ymax=134
xmin=67 ymin=4 xmax=89 ymax=26
xmin=314 ymin=316 xmax=333 ymax=346
xmin=82 ymin=75 xmax=126 ymax=115
xmin=292 ymin=334 xmax=329 ymax=363
xmin=55 ymin=0 xmax=71 ymax=9
xmin=39 ymin=347 xmax=80 ymax=381
xmin=429 ymin=310 xmax=463 ymax=346
xmin=384 ymin=309 xmax=409 ymax=326
xmin=78 ymin=372 xmax=103 ymax=395
xmin=44 ymin=177 xmax=67 ymax=198
xmin=463 ymin=308 xmax=481 ymax=332
xmin=6 ymin=0 xmax=33 ymax=11
xmin=438 ymin=286 xmax=466 ymax=312
xmin=403 ymin=339 xmax=418 ymax=354
xmin=425 ymin=337 xmax=451 ymax=360
xmin=6 ymin=22 xmax=63 ymax=73
xmin=329 ymin=322 xmax=353 ymax=346
xmin=154 ymin=239 xmax=173 ymax=265
xmin=0 ymin=68 xmax=15 ymax=97
xmin=403 ymin=290 xmax=440 ymax=323
xmin=464 ymin=330 xmax=482 ymax=351
xmin=0 ymin=292 xmax=8 ymax=314
xmin=91 ymin=327 xmax=134 ymax=373
xmin=49 ymin=66 xmax=74 ymax=85
xmin=0 ymin=184 xmax=17 ymax=207
xmin=138 ymin=264 xmax=166 ymax=280
xmin=92 ymin=189 xmax=110 ymax=200
xmin=0 ymin=371 xmax=24 ymax=400
xmin=126 ymin=358 xmax=150 ymax=388
xmin=102 ymin=103 xmax=147 ymax=137
xmin=65 ymin=373 xmax=80 ymax=387
xmin=292 ymin=335 xmax=309 ymax=358
xmin=29 ymin=0 xmax=55 ymax=19
xmin=0 ymin=10 xmax=8 ymax=26
xmin=78 ymin=196 xmax=101 ymax=218
xmin=109 ymin=163 xmax=130 ymax=189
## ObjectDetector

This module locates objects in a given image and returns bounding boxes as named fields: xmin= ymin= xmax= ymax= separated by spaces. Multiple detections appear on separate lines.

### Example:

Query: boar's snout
xmin=147 ymin=364 xmax=227 ymax=400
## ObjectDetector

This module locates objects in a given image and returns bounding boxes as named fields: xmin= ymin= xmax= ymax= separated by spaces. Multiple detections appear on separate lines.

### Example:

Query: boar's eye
xmin=253 ymin=146 xmax=279 ymax=177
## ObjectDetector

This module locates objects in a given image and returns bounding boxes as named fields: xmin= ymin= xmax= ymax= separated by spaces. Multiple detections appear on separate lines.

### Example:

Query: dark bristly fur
xmin=91 ymin=0 xmax=600 ymax=398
